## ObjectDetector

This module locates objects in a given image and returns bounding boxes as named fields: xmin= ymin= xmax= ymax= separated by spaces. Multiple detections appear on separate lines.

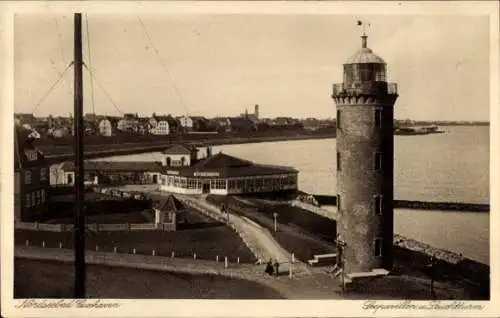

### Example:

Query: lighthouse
xmin=332 ymin=32 xmax=398 ymax=275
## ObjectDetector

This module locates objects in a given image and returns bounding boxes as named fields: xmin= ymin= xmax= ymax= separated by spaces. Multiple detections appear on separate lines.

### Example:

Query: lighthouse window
xmin=336 ymin=110 xmax=341 ymax=130
xmin=374 ymin=152 xmax=383 ymax=171
xmin=374 ymin=238 xmax=383 ymax=257
xmin=374 ymin=109 xmax=382 ymax=128
xmin=336 ymin=152 xmax=341 ymax=171
xmin=374 ymin=195 xmax=383 ymax=215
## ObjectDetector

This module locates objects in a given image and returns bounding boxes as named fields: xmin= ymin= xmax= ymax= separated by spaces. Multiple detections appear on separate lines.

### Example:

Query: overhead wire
xmin=31 ymin=62 xmax=74 ymax=115
xmin=85 ymin=14 xmax=97 ymax=115
xmin=137 ymin=15 xmax=190 ymax=116
xmin=83 ymin=63 xmax=124 ymax=116
xmin=54 ymin=16 xmax=73 ymax=93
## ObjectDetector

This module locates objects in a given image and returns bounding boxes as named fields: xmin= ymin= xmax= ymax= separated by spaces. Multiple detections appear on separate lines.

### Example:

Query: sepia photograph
xmin=1 ymin=1 xmax=498 ymax=317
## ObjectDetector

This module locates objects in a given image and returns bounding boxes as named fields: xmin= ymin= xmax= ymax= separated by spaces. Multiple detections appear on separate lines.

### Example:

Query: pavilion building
xmin=159 ymin=144 xmax=298 ymax=195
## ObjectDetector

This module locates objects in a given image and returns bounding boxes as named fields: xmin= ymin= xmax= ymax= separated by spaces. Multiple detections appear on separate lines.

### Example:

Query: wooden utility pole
xmin=73 ymin=12 xmax=86 ymax=298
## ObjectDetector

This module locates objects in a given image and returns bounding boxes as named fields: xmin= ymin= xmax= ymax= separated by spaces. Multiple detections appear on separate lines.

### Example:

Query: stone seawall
xmin=393 ymin=234 xmax=489 ymax=298
xmin=295 ymin=193 xmax=489 ymax=212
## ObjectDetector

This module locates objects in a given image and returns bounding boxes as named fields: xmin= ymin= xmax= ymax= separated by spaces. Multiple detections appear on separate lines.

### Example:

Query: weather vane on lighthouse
xmin=357 ymin=20 xmax=371 ymax=36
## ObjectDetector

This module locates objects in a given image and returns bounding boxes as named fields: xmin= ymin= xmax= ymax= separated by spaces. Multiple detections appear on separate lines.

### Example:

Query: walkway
xmin=15 ymin=246 xmax=342 ymax=299
xmin=177 ymin=194 xmax=311 ymax=275
xmin=115 ymin=185 xmax=310 ymax=274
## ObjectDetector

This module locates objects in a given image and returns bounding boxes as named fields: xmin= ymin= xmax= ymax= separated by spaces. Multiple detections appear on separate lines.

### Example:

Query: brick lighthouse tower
xmin=332 ymin=30 xmax=398 ymax=275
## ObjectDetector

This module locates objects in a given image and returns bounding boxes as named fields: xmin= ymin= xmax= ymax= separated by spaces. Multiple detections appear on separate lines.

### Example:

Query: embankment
xmin=41 ymin=133 xmax=335 ymax=163
xmin=394 ymin=234 xmax=490 ymax=299
xmin=296 ymin=193 xmax=489 ymax=213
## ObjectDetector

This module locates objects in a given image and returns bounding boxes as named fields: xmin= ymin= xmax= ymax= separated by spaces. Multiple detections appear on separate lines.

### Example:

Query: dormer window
xmin=25 ymin=150 xmax=38 ymax=161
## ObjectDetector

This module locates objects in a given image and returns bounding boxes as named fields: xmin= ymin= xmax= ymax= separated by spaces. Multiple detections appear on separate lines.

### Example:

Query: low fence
xmin=18 ymin=244 xmax=248 ymax=269
xmin=15 ymin=221 xmax=175 ymax=232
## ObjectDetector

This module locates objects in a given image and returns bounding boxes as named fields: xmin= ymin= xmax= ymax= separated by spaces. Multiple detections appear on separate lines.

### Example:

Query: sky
xmin=13 ymin=14 xmax=490 ymax=121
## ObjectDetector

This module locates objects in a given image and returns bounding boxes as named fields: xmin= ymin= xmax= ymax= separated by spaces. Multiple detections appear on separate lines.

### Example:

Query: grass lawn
xmin=16 ymin=208 xmax=256 ymax=264
xmin=14 ymin=259 xmax=284 ymax=299
xmin=46 ymin=210 xmax=150 ymax=224
xmin=207 ymin=195 xmax=336 ymax=262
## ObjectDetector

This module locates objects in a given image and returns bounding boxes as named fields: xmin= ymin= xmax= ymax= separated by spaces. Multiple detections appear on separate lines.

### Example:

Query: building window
xmin=25 ymin=171 xmax=32 ymax=185
xmin=374 ymin=195 xmax=383 ymax=215
xmin=215 ymin=179 xmax=226 ymax=189
xmin=187 ymin=179 xmax=197 ymax=189
xmin=374 ymin=152 xmax=383 ymax=171
xmin=40 ymin=167 xmax=48 ymax=181
xmin=31 ymin=192 xmax=36 ymax=207
xmin=336 ymin=152 xmax=341 ymax=171
xmin=41 ymin=189 xmax=46 ymax=203
xmin=25 ymin=194 xmax=30 ymax=208
xmin=337 ymin=110 xmax=341 ymax=130
xmin=374 ymin=238 xmax=383 ymax=257
xmin=36 ymin=191 xmax=41 ymax=205
xmin=374 ymin=109 xmax=382 ymax=128
xmin=337 ymin=194 xmax=341 ymax=210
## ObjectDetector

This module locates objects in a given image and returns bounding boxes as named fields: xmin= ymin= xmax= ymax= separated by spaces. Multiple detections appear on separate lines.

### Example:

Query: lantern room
xmin=342 ymin=35 xmax=388 ymax=92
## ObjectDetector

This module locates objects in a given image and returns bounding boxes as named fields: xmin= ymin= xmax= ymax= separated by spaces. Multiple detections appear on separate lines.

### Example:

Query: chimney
xmin=254 ymin=104 xmax=259 ymax=120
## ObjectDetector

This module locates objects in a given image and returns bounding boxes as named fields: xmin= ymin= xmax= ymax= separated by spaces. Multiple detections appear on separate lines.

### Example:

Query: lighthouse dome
xmin=345 ymin=47 xmax=385 ymax=65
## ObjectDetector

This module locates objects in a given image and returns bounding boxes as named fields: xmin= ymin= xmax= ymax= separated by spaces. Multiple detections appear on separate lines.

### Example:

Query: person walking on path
xmin=265 ymin=259 xmax=274 ymax=276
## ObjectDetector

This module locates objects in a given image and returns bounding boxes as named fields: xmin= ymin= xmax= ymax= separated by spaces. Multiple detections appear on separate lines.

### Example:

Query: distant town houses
xmin=179 ymin=115 xmax=210 ymax=132
xmin=14 ymin=104 xmax=343 ymax=139
xmin=149 ymin=114 xmax=181 ymax=135
xmin=98 ymin=117 xmax=119 ymax=137
xmin=300 ymin=118 xmax=336 ymax=131
xmin=117 ymin=113 xmax=140 ymax=133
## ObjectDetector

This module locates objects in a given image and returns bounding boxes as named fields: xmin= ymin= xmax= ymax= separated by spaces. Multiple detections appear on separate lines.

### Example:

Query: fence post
xmin=25 ymin=240 xmax=29 ymax=246
xmin=224 ymin=256 xmax=228 ymax=268
xmin=114 ymin=246 xmax=117 ymax=253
